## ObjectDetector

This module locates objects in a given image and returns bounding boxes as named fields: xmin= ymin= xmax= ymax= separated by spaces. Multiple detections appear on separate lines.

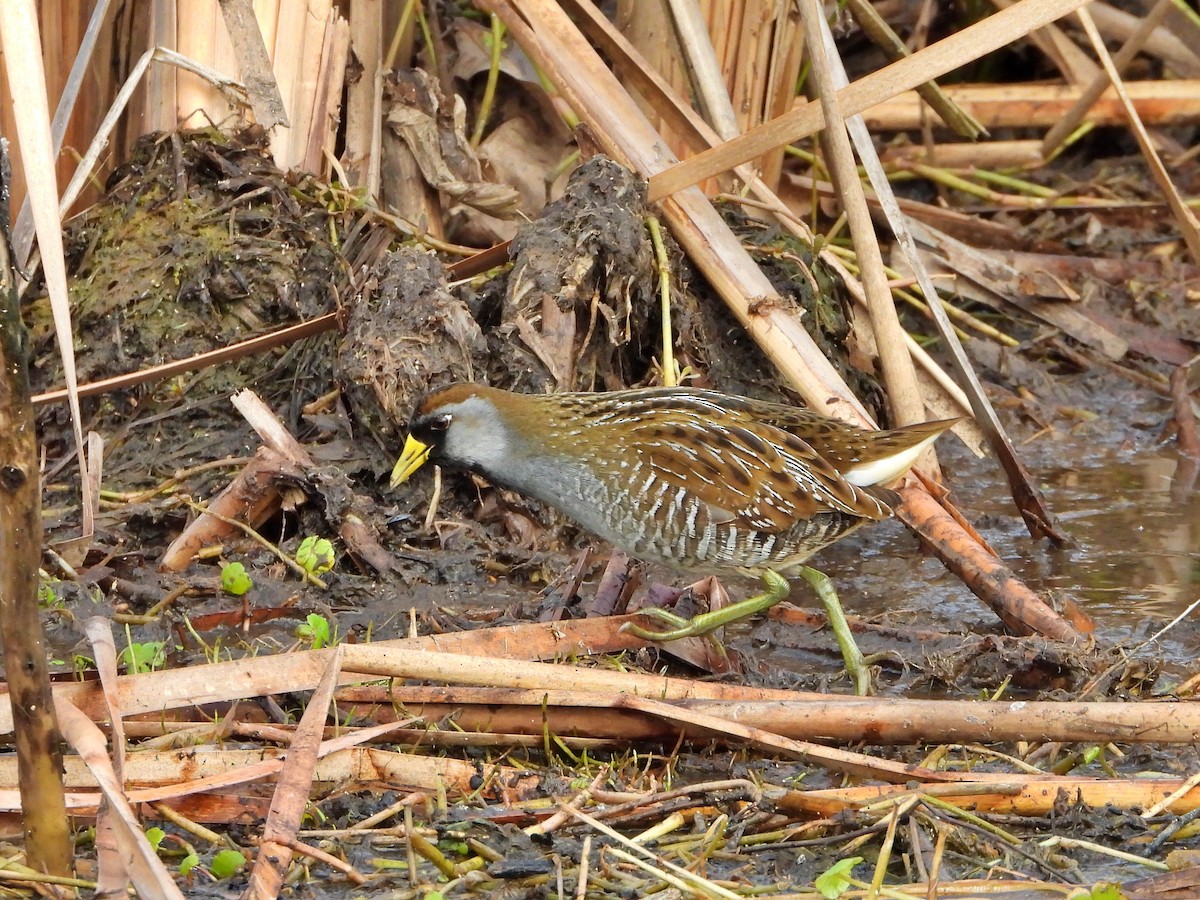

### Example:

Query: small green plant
xmin=121 ymin=641 xmax=165 ymax=673
xmin=300 ymin=804 xmax=329 ymax=827
xmin=296 ymin=536 xmax=335 ymax=576
xmin=210 ymin=849 xmax=246 ymax=879
xmin=297 ymin=613 xmax=332 ymax=649
xmin=38 ymin=579 xmax=62 ymax=609
xmin=179 ymin=851 xmax=200 ymax=877
xmin=1067 ymin=885 xmax=1123 ymax=900
xmin=221 ymin=561 xmax=253 ymax=595
xmin=815 ymin=857 xmax=862 ymax=899
xmin=144 ymin=827 xmax=165 ymax=851
xmin=438 ymin=838 xmax=469 ymax=857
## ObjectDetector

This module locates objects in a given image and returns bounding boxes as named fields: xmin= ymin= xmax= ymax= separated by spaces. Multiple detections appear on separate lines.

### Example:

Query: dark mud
xmin=14 ymin=129 xmax=1200 ymax=894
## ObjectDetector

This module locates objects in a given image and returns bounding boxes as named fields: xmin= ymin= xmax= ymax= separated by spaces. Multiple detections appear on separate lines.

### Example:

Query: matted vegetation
xmin=1 ymin=1 xmax=1198 ymax=897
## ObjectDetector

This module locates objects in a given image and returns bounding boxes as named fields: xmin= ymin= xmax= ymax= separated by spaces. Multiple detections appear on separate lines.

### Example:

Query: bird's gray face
xmin=390 ymin=393 xmax=510 ymax=487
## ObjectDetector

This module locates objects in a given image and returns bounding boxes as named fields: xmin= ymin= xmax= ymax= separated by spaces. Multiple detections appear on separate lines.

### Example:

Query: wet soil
xmin=772 ymin=395 xmax=1200 ymax=692
xmin=21 ymin=134 xmax=1197 ymax=696
xmin=13 ymin=130 xmax=1200 ymax=893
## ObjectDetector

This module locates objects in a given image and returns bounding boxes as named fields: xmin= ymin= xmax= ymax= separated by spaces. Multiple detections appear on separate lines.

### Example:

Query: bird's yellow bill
xmin=390 ymin=435 xmax=432 ymax=487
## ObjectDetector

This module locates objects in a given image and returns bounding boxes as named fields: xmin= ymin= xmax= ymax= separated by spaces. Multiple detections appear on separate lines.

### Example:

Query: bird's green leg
xmin=620 ymin=570 xmax=791 ymax=641
xmin=797 ymin=565 xmax=870 ymax=696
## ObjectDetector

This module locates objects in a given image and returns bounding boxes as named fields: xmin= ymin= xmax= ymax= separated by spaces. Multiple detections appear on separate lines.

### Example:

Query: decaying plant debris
xmin=2 ymin=0 xmax=1199 ymax=897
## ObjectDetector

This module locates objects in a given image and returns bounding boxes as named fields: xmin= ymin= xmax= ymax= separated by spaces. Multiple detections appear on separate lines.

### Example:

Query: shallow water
xmin=807 ymin=406 xmax=1200 ymax=676
xmin=1018 ymin=451 xmax=1199 ymax=621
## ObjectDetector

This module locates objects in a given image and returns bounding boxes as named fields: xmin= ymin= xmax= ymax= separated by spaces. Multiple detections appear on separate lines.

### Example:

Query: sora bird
xmin=391 ymin=383 xmax=960 ymax=693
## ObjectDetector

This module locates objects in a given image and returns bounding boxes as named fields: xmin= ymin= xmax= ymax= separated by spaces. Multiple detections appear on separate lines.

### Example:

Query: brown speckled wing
xmin=621 ymin=412 xmax=892 ymax=535
xmin=695 ymin=392 xmax=958 ymax=473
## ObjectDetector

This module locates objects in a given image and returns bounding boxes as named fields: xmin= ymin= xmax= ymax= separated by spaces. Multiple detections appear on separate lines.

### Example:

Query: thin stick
xmin=646 ymin=0 xmax=1094 ymax=202
xmin=1075 ymin=5 xmax=1200 ymax=262
xmin=1044 ymin=0 xmax=1175 ymax=153
xmin=646 ymin=216 xmax=677 ymax=386
xmin=797 ymin=0 xmax=926 ymax=430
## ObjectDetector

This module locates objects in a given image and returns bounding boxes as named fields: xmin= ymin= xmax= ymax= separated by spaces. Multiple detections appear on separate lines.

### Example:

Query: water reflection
xmin=1025 ymin=450 xmax=1200 ymax=618
xmin=806 ymin=438 xmax=1199 ymax=667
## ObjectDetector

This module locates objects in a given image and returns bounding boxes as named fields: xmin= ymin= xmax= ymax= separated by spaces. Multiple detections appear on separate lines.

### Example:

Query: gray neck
xmin=481 ymin=446 xmax=622 ymax=544
xmin=439 ymin=394 xmax=621 ymax=544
